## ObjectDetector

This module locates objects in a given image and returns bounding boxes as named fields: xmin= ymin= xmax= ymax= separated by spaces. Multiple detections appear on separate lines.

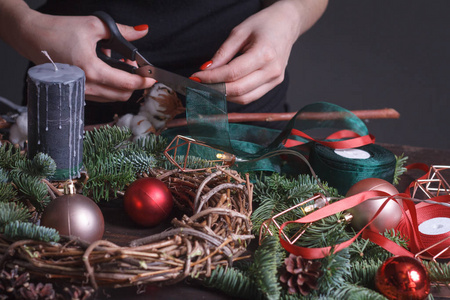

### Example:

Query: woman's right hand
xmin=1 ymin=4 xmax=155 ymax=102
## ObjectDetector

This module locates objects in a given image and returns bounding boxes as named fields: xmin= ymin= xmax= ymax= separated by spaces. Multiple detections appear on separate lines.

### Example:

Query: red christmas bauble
xmin=346 ymin=178 xmax=403 ymax=233
xmin=40 ymin=194 xmax=104 ymax=243
xmin=375 ymin=256 xmax=430 ymax=300
xmin=124 ymin=177 xmax=174 ymax=227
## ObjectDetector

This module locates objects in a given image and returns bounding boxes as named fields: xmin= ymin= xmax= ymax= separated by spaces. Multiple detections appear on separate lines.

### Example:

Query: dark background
xmin=1 ymin=0 xmax=449 ymax=150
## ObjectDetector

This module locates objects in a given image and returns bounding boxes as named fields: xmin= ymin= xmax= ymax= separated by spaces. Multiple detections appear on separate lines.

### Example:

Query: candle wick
xmin=41 ymin=50 xmax=59 ymax=71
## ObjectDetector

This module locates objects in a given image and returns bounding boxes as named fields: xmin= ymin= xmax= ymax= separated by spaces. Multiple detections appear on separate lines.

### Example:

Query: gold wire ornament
xmin=412 ymin=165 xmax=450 ymax=199
xmin=164 ymin=135 xmax=235 ymax=171
xmin=258 ymin=194 xmax=331 ymax=245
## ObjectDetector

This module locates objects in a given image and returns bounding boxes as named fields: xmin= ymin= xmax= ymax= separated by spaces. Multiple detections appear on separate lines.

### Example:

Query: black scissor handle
xmin=96 ymin=52 xmax=137 ymax=73
xmin=93 ymin=11 xmax=138 ymax=61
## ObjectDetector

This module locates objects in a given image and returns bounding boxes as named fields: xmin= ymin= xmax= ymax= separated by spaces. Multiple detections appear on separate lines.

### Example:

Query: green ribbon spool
xmin=309 ymin=143 xmax=396 ymax=195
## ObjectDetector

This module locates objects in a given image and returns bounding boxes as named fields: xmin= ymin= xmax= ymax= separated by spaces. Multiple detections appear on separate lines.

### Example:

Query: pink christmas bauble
xmin=40 ymin=194 xmax=104 ymax=243
xmin=346 ymin=178 xmax=402 ymax=233
xmin=124 ymin=177 xmax=173 ymax=227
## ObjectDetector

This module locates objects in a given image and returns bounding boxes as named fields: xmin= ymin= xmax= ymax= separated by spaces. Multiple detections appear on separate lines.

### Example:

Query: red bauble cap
xmin=124 ymin=177 xmax=174 ymax=227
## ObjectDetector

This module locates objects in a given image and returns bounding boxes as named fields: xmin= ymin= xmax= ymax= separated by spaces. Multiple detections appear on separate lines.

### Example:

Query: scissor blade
xmin=134 ymin=54 xmax=226 ymax=97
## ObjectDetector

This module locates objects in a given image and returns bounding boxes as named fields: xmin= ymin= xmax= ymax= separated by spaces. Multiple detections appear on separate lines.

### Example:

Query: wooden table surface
xmin=97 ymin=144 xmax=450 ymax=299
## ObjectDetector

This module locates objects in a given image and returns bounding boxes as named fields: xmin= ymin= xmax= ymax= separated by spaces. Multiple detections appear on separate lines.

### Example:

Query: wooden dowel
xmin=166 ymin=108 xmax=400 ymax=128
xmin=83 ymin=108 xmax=400 ymax=131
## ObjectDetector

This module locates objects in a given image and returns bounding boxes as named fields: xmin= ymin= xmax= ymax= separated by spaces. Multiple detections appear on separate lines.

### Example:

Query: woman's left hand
xmin=190 ymin=0 xmax=327 ymax=105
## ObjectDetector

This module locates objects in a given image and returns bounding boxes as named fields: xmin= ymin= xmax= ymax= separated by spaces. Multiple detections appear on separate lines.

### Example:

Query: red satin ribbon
xmin=279 ymin=163 xmax=450 ymax=259
xmin=284 ymin=129 xmax=375 ymax=149
xmin=279 ymin=190 xmax=412 ymax=259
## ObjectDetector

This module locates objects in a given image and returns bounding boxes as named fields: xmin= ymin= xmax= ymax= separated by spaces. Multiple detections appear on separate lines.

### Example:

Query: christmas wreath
xmin=0 ymin=125 xmax=449 ymax=300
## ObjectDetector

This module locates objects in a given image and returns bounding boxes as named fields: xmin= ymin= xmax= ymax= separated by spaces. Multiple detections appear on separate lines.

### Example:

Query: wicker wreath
xmin=0 ymin=166 xmax=254 ymax=291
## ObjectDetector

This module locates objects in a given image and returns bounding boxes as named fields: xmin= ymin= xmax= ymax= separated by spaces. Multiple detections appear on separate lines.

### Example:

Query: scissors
xmin=93 ymin=11 xmax=226 ymax=97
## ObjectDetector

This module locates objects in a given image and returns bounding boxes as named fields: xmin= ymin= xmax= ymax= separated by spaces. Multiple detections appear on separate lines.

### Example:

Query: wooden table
xmin=97 ymin=144 xmax=450 ymax=299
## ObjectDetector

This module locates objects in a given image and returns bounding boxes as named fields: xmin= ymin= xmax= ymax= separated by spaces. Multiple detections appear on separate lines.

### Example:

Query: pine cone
xmin=279 ymin=254 xmax=322 ymax=296
xmin=18 ymin=282 xmax=56 ymax=299
xmin=0 ymin=265 xmax=31 ymax=299
xmin=0 ymin=265 xmax=58 ymax=300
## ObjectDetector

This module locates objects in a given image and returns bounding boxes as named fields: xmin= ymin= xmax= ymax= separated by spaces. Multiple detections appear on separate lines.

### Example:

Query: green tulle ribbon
xmin=162 ymin=88 xmax=396 ymax=193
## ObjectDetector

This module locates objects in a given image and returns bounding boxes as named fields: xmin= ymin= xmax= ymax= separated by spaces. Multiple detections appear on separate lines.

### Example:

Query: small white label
xmin=419 ymin=217 xmax=450 ymax=235
xmin=334 ymin=149 xmax=371 ymax=160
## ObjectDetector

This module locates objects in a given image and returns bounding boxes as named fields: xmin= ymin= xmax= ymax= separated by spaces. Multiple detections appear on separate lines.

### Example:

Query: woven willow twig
xmin=0 ymin=167 xmax=254 ymax=290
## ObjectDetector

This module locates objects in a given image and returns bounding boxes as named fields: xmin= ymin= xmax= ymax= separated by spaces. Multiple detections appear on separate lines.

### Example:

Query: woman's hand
xmin=190 ymin=0 xmax=327 ymax=105
xmin=0 ymin=3 xmax=155 ymax=103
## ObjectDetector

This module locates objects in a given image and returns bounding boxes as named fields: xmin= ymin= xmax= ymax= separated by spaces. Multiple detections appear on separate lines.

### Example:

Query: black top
xmin=39 ymin=0 xmax=290 ymax=128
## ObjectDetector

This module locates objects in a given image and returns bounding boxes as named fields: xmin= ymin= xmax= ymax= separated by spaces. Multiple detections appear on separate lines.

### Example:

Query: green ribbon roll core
xmin=309 ymin=143 xmax=396 ymax=195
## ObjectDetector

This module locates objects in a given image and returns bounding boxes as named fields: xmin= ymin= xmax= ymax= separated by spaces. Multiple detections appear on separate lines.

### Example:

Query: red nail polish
xmin=134 ymin=24 xmax=149 ymax=31
xmin=200 ymin=60 xmax=213 ymax=70
xmin=189 ymin=76 xmax=202 ymax=83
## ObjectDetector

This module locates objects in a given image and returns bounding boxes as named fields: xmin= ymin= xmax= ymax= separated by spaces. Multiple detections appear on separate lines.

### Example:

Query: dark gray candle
xmin=27 ymin=63 xmax=85 ymax=180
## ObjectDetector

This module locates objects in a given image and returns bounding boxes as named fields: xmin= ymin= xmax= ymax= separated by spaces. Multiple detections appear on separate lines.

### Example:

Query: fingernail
xmin=134 ymin=24 xmax=149 ymax=31
xmin=189 ymin=76 xmax=202 ymax=83
xmin=200 ymin=60 xmax=213 ymax=70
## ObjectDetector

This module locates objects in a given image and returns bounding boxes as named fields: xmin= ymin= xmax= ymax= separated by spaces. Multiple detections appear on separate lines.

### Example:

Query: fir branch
xmin=83 ymin=125 xmax=133 ymax=158
xmin=0 ymin=180 xmax=17 ymax=202
xmin=0 ymin=143 xmax=26 ymax=170
xmin=134 ymin=134 xmax=168 ymax=157
xmin=280 ymin=291 xmax=334 ymax=300
xmin=251 ymin=173 xmax=339 ymax=234
xmin=83 ymin=155 xmax=136 ymax=202
xmin=331 ymin=283 xmax=387 ymax=300
xmin=423 ymin=260 xmax=450 ymax=286
xmin=10 ymin=173 xmax=50 ymax=212
xmin=157 ymin=155 xmax=219 ymax=170
xmin=349 ymin=229 xmax=407 ymax=263
xmin=0 ymin=202 xmax=31 ymax=231
xmin=290 ymin=212 xmax=350 ymax=249
xmin=347 ymin=258 xmax=383 ymax=289
xmin=82 ymin=126 xmax=170 ymax=201
xmin=393 ymin=154 xmax=408 ymax=185
xmin=383 ymin=229 xmax=409 ymax=249
xmin=3 ymin=221 xmax=60 ymax=243
xmin=203 ymin=236 xmax=284 ymax=300
xmin=114 ymin=149 xmax=157 ymax=175
xmin=14 ymin=152 xmax=56 ymax=179
xmin=203 ymin=266 xmax=263 ymax=300
xmin=317 ymin=249 xmax=352 ymax=296
xmin=0 ymin=167 xmax=8 ymax=182
xmin=247 ymin=236 xmax=285 ymax=300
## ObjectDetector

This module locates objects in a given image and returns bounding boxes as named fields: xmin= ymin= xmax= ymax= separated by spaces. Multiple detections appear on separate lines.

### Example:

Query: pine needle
xmin=10 ymin=173 xmax=50 ymax=212
xmin=4 ymin=221 xmax=60 ymax=243
xmin=203 ymin=266 xmax=263 ymax=299
xmin=203 ymin=236 xmax=284 ymax=300
xmin=332 ymin=283 xmax=387 ymax=300
xmin=0 ymin=143 xmax=26 ymax=170
xmin=14 ymin=152 xmax=56 ymax=178
xmin=393 ymin=154 xmax=408 ymax=185
xmin=248 ymin=236 xmax=285 ymax=300
xmin=0 ymin=179 xmax=17 ymax=202
xmin=0 ymin=202 xmax=31 ymax=230
xmin=423 ymin=260 xmax=450 ymax=286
